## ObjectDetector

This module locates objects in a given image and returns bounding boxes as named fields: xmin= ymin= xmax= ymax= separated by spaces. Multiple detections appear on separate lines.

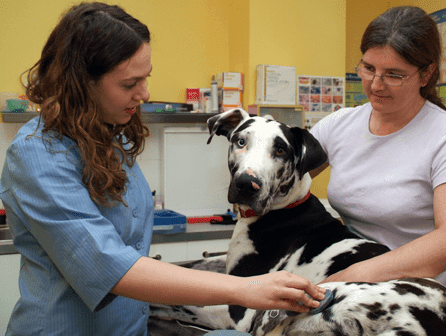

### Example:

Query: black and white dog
xmin=150 ymin=109 xmax=446 ymax=335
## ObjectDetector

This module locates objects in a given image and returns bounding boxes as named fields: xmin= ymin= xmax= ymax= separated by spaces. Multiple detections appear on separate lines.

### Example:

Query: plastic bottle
xmin=211 ymin=76 xmax=218 ymax=113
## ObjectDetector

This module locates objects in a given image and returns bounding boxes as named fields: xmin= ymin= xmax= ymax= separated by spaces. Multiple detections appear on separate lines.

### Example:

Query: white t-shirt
xmin=311 ymin=101 xmax=446 ymax=285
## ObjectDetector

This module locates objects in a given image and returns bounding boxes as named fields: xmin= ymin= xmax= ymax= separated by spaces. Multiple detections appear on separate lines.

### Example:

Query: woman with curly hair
xmin=0 ymin=2 xmax=325 ymax=335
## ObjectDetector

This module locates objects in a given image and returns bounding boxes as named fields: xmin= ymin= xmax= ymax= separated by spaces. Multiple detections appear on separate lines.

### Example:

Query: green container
xmin=6 ymin=99 xmax=29 ymax=113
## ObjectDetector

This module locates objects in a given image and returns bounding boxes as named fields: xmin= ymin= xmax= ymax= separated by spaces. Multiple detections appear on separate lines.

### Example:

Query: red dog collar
xmin=239 ymin=190 xmax=311 ymax=218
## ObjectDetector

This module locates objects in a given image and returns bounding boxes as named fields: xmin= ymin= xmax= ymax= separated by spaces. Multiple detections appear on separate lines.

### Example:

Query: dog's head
xmin=207 ymin=108 xmax=327 ymax=215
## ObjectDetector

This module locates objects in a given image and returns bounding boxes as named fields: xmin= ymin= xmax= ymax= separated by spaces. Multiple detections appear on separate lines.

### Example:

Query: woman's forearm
xmin=320 ymin=227 xmax=446 ymax=284
xmin=372 ymin=228 xmax=446 ymax=280
xmin=111 ymin=256 xmax=326 ymax=312
xmin=111 ymin=257 xmax=239 ymax=306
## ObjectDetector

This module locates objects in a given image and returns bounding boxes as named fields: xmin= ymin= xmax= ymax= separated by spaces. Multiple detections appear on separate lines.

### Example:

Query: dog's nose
xmin=235 ymin=173 xmax=262 ymax=196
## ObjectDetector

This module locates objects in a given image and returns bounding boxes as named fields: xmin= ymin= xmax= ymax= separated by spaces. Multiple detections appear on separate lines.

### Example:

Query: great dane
xmin=149 ymin=109 xmax=446 ymax=335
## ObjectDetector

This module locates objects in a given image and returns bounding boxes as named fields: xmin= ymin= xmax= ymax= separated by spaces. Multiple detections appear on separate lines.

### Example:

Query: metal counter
xmin=0 ymin=224 xmax=234 ymax=255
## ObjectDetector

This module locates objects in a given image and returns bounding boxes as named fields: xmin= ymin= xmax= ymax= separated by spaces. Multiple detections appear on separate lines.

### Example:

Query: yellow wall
xmin=0 ymin=0 xmax=347 ymax=198
xmin=247 ymin=0 xmax=346 ymax=106
xmin=4 ymin=1 xmax=445 ymax=199
xmin=243 ymin=0 xmax=347 ymax=198
xmin=346 ymin=0 xmax=446 ymax=72
xmin=0 ymin=0 xmax=232 ymax=102
xmin=0 ymin=0 xmax=346 ymax=105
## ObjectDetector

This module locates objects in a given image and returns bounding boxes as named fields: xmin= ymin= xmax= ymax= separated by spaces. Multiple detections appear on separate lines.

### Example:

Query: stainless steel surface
xmin=1 ymin=112 xmax=39 ymax=123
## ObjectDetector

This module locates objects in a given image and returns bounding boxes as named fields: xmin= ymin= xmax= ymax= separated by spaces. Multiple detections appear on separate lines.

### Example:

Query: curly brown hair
xmin=23 ymin=2 xmax=150 ymax=207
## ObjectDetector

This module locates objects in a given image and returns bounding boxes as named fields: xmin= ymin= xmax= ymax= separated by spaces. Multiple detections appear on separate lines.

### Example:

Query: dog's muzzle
xmin=228 ymin=172 xmax=263 ymax=208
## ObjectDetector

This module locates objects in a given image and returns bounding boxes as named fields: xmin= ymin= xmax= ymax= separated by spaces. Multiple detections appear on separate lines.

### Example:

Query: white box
xmin=219 ymin=89 xmax=242 ymax=111
xmin=198 ymin=88 xmax=211 ymax=113
xmin=215 ymin=72 xmax=243 ymax=90
xmin=256 ymin=65 xmax=296 ymax=105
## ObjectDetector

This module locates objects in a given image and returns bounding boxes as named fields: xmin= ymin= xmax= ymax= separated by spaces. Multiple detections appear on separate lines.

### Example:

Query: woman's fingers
xmin=240 ymin=271 xmax=326 ymax=312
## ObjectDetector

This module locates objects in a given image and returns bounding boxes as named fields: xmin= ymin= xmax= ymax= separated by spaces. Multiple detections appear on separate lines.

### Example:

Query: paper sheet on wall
xmin=430 ymin=9 xmax=446 ymax=84
xmin=297 ymin=75 xmax=344 ymax=130
xmin=345 ymin=73 xmax=368 ymax=108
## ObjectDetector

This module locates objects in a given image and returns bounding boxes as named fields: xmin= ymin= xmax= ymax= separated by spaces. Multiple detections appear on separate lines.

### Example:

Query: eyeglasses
xmin=354 ymin=60 xmax=419 ymax=87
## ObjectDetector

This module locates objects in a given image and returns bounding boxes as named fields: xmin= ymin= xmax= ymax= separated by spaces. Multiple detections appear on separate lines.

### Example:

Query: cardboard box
xmin=256 ymin=65 xmax=296 ymax=105
xmin=215 ymin=72 xmax=243 ymax=90
xmin=218 ymin=89 xmax=242 ymax=107
xmin=219 ymin=89 xmax=242 ymax=111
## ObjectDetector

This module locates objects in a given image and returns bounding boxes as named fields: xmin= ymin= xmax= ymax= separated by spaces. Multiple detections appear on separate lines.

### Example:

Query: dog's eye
xmin=276 ymin=146 xmax=285 ymax=156
xmin=237 ymin=139 xmax=246 ymax=147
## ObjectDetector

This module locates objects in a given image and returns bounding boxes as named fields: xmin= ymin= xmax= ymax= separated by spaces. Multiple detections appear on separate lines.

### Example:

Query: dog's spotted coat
xmin=150 ymin=109 xmax=446 ymax=335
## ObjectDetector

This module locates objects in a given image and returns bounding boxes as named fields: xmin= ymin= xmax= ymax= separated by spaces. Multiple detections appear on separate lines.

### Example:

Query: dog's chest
xmin=227 ymin=209 xmax=323 ymax=277
xmin=226 ymin=217 xmax=257 ymax=274
xmin=226 ymin=200 xmax=387 ymax=283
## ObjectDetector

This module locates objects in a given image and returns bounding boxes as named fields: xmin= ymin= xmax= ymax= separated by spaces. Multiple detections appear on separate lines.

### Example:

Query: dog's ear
xmin=207 ymin=108 xmax=250 ymax=144
xmin=290 ymin=127 xmax=328 ymax=180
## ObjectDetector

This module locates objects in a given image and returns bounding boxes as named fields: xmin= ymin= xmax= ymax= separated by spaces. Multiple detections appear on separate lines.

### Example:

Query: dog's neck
xmin=238 ymin=173 xmax=312 ymax=218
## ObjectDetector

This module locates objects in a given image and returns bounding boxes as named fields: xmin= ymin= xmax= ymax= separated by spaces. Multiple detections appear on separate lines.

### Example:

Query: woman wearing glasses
xmin=311 ymin=6 xmax=446 ymax=286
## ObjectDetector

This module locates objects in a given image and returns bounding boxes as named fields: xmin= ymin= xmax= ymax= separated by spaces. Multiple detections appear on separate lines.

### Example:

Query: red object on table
xmin=187 ymin=216 xmax=223 ymax=224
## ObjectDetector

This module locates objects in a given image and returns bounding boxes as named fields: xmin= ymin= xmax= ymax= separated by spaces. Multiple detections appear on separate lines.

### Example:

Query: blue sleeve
xmin=1 ymin=133 xmax=143 ymax=312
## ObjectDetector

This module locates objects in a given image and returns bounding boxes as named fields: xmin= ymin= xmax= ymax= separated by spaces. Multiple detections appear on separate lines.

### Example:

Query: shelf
xmin=1 ymin=112 xmax=219 ymax=124
xmin=1 ymin=112 xmax=39 ymax=123
xmin=1 ymin=224 xmax=235 ymax=255
xmin=141 ymin=112 xmax=217 ymax=124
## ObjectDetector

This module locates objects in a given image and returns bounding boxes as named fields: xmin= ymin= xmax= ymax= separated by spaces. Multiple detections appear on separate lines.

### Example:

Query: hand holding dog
xmin=318 ymin=263 xmax=367 ymax=284
xmin=237 ymin=270 xmax=326 ymax=313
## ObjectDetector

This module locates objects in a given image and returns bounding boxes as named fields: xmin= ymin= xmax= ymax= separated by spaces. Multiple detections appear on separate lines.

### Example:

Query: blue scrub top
xmin=0 ymin=117 xmax=154 ymax=335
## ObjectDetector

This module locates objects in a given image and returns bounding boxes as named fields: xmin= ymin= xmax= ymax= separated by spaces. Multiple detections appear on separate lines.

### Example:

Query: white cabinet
xmin=186 ymin=239 xmax=229 ymax=261
xmin=148 ymin=239 xmax=230 ymax=263
xmin=0 ymin=254 xmax=20 ymax=335
xmin=148 ymin=241 xmax=188 ymax=263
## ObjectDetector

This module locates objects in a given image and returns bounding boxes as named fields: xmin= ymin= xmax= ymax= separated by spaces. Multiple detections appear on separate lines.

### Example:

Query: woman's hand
xmin=318 ymin=265 xmax=363 ymax=284
xmin=234 ymin=270 xmax=326 ymax=313
xmin=318 ymin=260 xmax=379 ymax=284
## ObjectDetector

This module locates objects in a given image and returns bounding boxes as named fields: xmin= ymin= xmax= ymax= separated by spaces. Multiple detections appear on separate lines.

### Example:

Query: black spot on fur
xmin=354 ymin=318 xmax=364 ymax=335
xmin=325 ymin=242 xmax=390 ymax=277
xmin=276 ymin=167 xmax=285 ymax=179
xmin=401 ymin=278 xmax=446 ymax=295
xmin=409 ymin=306 xmax=446 ymax=335
xmin=393 ymin=283 xmax=426 ymax=297
xmin=389 ymin=304 xmax=401 ymax=314
xmin=322 ymin=290 xmax=345 ymax=322
xmin=359 ymin=302 xmax=387 ymax=320
xmin=272 ymin=136 xmax=291 ymax=160
xmin=232 ymin=119 xmax=255 ymax=135
xmin=279 ymin=176 xmax=295 ymax=195
xmin=392 ymin=328 xmax=416 ymax=336
xmin=229 ymin=161 xmax=239 ymax=176
xmin=229 ymin=305 xmax=247 ymax=324
xmin=345 ymin=282 xmax=379 ymax=286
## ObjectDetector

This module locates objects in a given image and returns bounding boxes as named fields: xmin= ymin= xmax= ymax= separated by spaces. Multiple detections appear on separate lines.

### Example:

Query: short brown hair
xmin=361 ymin=6 xmax=445 ymax=110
